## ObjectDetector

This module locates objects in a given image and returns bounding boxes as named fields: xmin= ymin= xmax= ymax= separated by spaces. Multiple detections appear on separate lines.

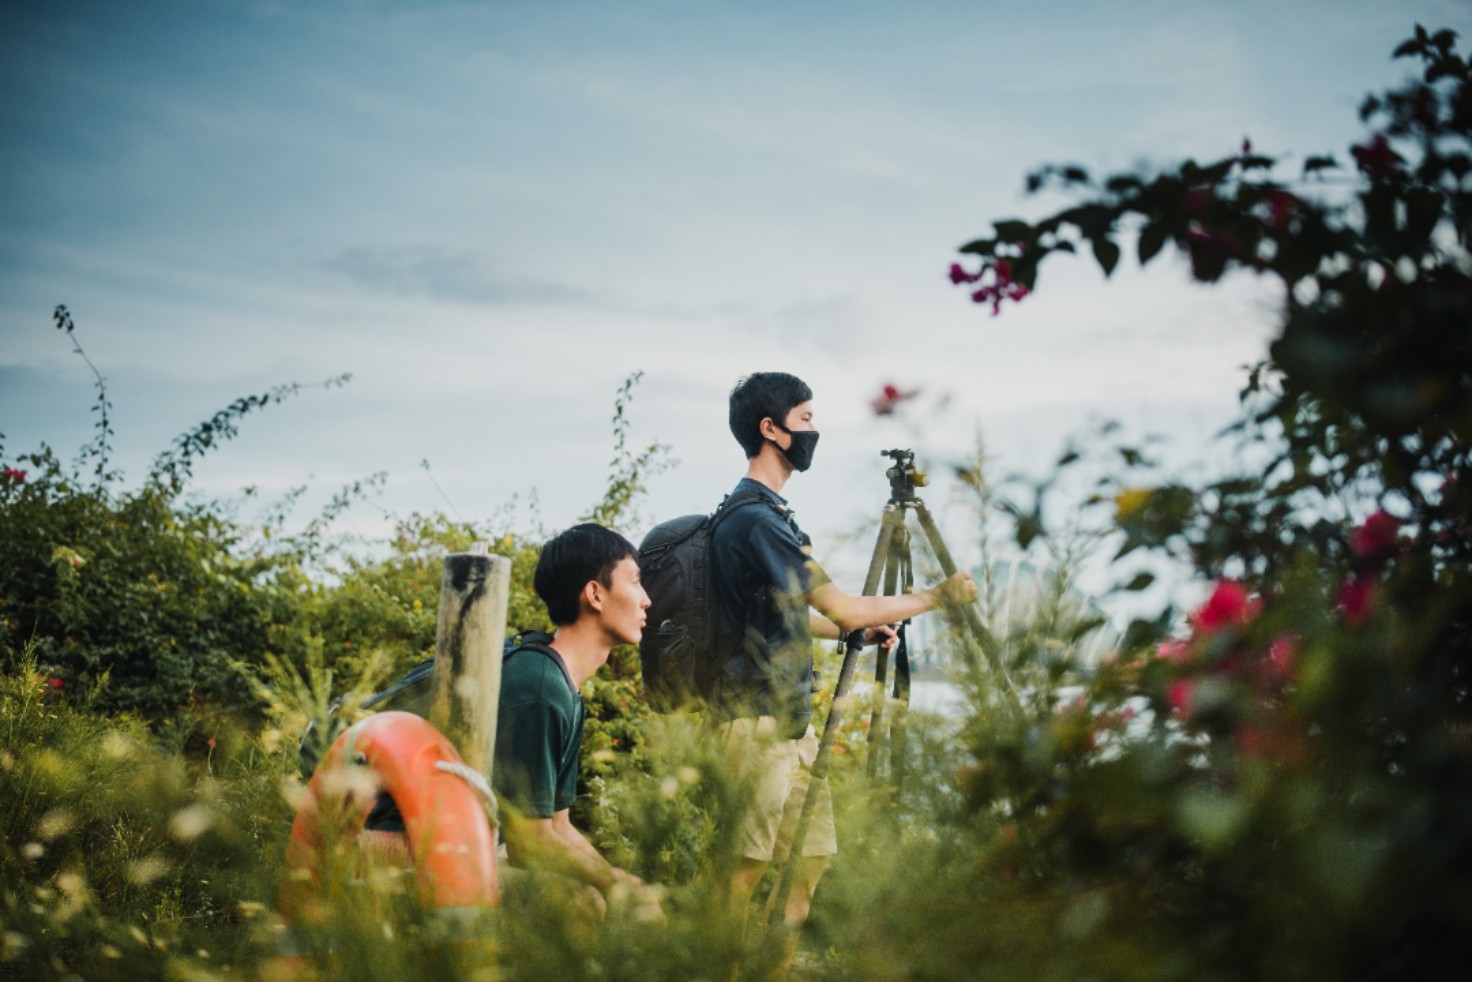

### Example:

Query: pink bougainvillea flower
xmin=1266 ymin=636 xmax=1298 ymax=681
xmin=949 ymin=262 xmax=982 ymax=285
xmin=1338 ymin=574 xmax=1377 ymax=625
xmin=1265 ymin=190 xmax=1299 ymax=230
xmin=1167 ymin=678 xmax=1195 ymax=717
xmin=1349 ymin=510 xmax=1399 ymax=560
xmin=1 ymin=468 xmax=25 ymax=482
xmin=1350 ymin=133 xmax=1405 ymax=179
xmin=1237 ymin=724 xmax=1268 ymax=758
xmin=1157 ymin=639 xmax=1192 ymax=664
xmin=870 ymin=382 xmax=920 ymax=416
xmin=957 ymin=257 xmax=1031 ymax=315
xmin=1238 ymin=721 xmax=1305 ymax=765
xmin=1192 ymin=580 xmax=1258 ymax=633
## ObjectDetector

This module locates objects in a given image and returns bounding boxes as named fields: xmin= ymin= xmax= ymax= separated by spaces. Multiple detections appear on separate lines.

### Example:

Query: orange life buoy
xmin=279 ymin=710 xmax=499 ymax=926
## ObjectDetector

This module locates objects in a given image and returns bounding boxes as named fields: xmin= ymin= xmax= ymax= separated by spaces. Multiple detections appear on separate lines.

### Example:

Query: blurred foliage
xmin=935 ymin=25 xmax=1472 ymax=978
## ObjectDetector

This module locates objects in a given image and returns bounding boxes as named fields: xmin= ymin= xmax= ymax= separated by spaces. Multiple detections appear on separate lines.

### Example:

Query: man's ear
xmin=582 ymin=579 xmax=605 ymax=614
xmin=758 ymin=416 xmax=780 ymax=440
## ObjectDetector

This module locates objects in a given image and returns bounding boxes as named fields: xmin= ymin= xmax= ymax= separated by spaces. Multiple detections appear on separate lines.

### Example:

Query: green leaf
xmin=1105 ymin=175 xmax=1143 ymax=194
xmin=1138 ymin=223 xmax=1167 ymax=265
xmin=992 ymin=219 xmax=1032 ymax=242
xmin=959 ymin=238 xmax=995 ymax=255
xmin=1092 ymin=237 xmax=1121 ymax=277
xmin=1303 ymin=155 xmax=1339 ymax=175
xmin=1124 ymin=572 xmax=1156 ymax=591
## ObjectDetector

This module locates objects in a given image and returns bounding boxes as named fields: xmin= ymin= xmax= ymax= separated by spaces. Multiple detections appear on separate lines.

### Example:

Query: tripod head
xmin=881 ymin=448 xmax=927 ymax=503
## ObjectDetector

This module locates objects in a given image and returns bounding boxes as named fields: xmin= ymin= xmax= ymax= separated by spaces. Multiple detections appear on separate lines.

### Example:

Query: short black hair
xmin=533 ymin=523 xmax=639 ymax=626
xmin=728 ymin=372 xmax=813 ymax=458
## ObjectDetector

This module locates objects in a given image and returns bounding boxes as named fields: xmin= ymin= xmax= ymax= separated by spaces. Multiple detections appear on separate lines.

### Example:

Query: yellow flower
xmin=1114 ymin=487 xmax=1152 ymax=521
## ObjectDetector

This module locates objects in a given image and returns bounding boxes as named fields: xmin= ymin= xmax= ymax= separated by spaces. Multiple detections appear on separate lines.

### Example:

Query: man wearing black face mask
xmin=711 ymin=372 xmax=977 ymax=956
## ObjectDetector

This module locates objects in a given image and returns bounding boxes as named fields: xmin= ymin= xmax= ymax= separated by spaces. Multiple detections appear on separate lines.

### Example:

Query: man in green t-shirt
xmin=494 ymin=523 xmax=660 ymax=917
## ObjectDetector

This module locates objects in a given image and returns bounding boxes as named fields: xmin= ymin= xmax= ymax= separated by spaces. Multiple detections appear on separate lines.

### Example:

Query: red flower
xmin=870 ymin=382 xmax=920 ymax=416
xmin=1349 ymin=510 xmax=1399 ymax=560
xmin=207 ymin=737 xmax=217 ymax=750
xmin=1192 ymin=580 xmax=1258 ymax=633
xmin=1 ymin=468 xmax=25 ymax=482
xmin=1338 ymin=574 xmax=1377 ymax=625
xmin=1167 ymin=679 xmax=1195 ymax=717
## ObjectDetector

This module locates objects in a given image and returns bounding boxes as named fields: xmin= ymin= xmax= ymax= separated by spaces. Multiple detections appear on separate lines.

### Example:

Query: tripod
xmin=767 ymin=449 xmax=1002 ymax=928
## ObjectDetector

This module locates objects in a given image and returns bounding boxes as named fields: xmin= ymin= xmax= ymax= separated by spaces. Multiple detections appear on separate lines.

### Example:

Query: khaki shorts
xmin=718 ymin=716 xmax=837 ymax=862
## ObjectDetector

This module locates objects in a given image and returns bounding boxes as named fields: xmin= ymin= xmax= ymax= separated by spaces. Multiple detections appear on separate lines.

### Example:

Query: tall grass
xmin=0 ymin=591 xmax=1103 ymax=982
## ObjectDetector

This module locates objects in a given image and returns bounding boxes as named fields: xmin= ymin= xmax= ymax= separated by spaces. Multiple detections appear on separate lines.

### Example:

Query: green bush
xmin=0 ymin=447 xmax=312 ymax=721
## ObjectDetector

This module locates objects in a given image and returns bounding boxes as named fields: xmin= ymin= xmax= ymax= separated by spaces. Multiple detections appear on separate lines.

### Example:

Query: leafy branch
xmin=581 ymin=370 xmax=675 ymax=531
xmin=53 ymin=305 xmax=116 ymax=489
xmin=149 ymin=373 xmax=353 ymax=497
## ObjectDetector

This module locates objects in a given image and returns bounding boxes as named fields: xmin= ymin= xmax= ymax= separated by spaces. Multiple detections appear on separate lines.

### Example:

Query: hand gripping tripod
xmin=767 ymin=449 xmax=1004 ymax=928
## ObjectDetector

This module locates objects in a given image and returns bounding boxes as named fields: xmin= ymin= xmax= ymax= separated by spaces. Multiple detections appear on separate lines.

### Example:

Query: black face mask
xmin=773 ymin=426 xmax=819 ymax=472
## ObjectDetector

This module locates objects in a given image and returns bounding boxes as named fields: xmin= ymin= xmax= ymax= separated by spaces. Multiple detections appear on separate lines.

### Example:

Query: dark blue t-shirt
xmin=711 ymin=478 xmax=830 ymax=735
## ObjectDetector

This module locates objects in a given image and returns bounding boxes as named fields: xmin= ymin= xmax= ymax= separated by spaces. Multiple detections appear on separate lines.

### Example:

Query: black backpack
xmin=637 ymin=490 xmax=783 ymax=712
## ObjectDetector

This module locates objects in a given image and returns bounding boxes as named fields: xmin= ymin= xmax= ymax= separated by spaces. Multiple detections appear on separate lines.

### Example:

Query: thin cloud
xmin=319 ymin=245 xmax=606 ymax=308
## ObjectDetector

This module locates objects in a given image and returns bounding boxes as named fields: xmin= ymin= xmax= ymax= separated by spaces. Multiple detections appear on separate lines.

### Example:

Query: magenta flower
xmin=1350 ymin=133 xmax=1405 ymax=179
xmin=1 ymin=468 xmax=25 ymax=482
xmin=949 ymin=262 xmax=982 ymax=285
xmin=1265 ymin=190 xmax=1298 ymax=230
xmin=1350 ymin=510 xmax=1399 ymax=560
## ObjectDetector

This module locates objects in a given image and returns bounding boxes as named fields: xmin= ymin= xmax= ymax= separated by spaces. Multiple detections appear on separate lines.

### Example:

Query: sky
xmin=3 ymin=0 xmax=1468 ymax=614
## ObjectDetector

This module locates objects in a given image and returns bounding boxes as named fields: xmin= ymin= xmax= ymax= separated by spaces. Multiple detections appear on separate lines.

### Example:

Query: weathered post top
xmin=430 ymin=544 xmax=510 ymax=780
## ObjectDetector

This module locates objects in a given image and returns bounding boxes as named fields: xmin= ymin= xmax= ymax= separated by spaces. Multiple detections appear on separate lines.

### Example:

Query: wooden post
xmin=429 ymin=542 xmax=510 ymax=779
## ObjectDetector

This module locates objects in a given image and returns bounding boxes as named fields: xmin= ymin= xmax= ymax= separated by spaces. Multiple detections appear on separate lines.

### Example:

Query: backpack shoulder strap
xmin=505 ymin=630 xmax=578 ymax=695
xmin=712 ymin=488 xmax=808 ymax=544
xmin=710 ymin=487 xmax=784 ymax=530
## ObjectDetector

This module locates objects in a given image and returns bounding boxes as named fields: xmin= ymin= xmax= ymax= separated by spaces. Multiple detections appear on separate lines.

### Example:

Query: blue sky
xmin=3 ymin=0 xmax=1467 ymax=602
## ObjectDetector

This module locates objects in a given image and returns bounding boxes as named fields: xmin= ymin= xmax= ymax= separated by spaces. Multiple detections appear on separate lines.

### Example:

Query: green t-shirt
xmin=492 ymin=646 xmax=584 ymax=819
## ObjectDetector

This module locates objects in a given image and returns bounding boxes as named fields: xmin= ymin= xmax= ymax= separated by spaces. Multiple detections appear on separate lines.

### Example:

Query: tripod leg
xmin=767 ymin=629 xmax=864 ymax=931
xmin=866 ymin=525 xmax=906 ymax=777
xmin=912 ymin=506 xmax=1018 ymax=706
xmin=861 ymin=505 xmax=903 ymax=596
xmin=891 ymin=546 xmax=914 ymax=788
